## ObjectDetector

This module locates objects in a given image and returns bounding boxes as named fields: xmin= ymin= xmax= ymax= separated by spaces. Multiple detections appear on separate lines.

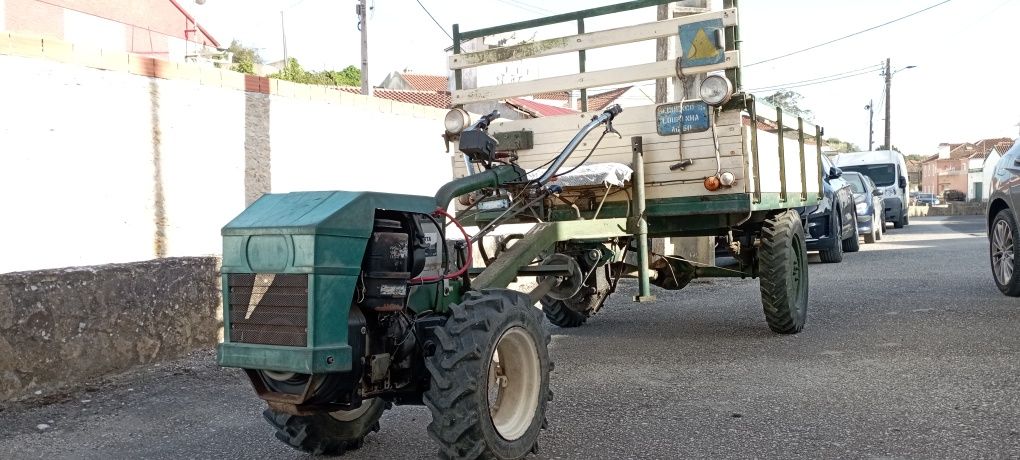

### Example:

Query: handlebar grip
xmin=603 ymin=104 xmax=623 ymax=119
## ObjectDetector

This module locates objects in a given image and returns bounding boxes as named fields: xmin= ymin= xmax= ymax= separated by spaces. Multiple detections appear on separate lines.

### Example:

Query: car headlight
xmin=444 ymin=108 xmax=470 ymax=134
xmin=700 ymin=75 xmax=733 ymax=106
xmin=855 ymin=202 xmax=868 ymax=214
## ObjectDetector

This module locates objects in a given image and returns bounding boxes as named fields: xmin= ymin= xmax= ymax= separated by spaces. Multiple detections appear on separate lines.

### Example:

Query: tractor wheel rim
xmin=487 ymin=326 xmax=541 ymax=441
xmin=993 ymin=220 xmax=1014 ymax=285
xmin=329 ymin=398 xmax=375 ymax=422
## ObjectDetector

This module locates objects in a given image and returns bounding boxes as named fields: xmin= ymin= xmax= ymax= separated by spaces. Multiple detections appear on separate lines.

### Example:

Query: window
xmin=840 ymin=163 xmax=897 ymax=187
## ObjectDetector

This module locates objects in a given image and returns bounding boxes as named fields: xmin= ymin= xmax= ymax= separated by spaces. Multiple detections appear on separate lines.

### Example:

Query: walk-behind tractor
xmin=218 ymin=2 xmax=825 ymax=458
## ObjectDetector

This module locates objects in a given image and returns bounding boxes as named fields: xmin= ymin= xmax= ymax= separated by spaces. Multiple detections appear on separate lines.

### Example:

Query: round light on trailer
xmin=704 ymin=176 xmax=721 ymax=191
xmin=444 ymin=108 xmax=470 ymax=134
xmin=719 ymin=171 xmax=735 ymax=187
xmin=700 ymin=75 xmax=734 ymax=106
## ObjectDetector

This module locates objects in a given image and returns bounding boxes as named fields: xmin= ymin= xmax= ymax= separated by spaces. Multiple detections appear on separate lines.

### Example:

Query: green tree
xmin=826 ymin=137 xmax=861 ymax=153
xmin=269 ymin=58 xmax=362 ymax=87
xmin=763 ymin=90 xmax=814 ymax=121
xmin=226 ymin=40 xmax=262 ymax=75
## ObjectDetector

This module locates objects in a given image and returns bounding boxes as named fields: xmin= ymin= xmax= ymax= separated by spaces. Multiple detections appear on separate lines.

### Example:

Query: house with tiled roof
xmin=532 ymin=86 xmax=635 ymax=112
xmin=379 ymin=71 xmax=450 ymax=93
xmin=921 ymin=137 xmax=1016 ymax=201
xmin=332 ymin=86 xmax=451 ymax=109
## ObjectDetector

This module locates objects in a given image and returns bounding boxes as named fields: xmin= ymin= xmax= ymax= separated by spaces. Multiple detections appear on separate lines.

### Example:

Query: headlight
xmin=444 ymin=108 xmax=470 ymax=134
xmin=855 ymin=202 xmax=868 ymax=214
xmin=719 ymin=171 xmax=735 ymax=187
xmin=700 ymin=75 xmax=733 ymax=106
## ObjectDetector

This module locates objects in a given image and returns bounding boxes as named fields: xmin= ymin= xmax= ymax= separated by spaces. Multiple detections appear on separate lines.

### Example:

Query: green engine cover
xmin=217 ymin=191 xmax=436 ymax=374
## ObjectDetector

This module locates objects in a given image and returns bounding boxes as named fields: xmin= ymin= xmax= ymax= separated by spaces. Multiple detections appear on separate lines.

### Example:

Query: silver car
xmin=987 ymin=139 xmax=1020 ymax=295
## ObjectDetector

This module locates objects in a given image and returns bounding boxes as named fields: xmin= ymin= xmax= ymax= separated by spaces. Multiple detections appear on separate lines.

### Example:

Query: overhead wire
xmin=414 ymin=0 xmax=453 ymax=40
xmin=745 ymin=0 xmax=953 ymax=67
xmin=748 ymin=68 xmax=883 ymax=94
xmin=745 ymin=63 xmax=883 ymax=93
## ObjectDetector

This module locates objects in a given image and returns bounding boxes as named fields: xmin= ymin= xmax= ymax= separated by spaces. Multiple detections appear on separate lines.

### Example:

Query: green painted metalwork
xmin=816 ymin=125 xmax=824 ymax=201
xmin=578 ymin=18 xmax=587 ymax=112
xmin=434 ymin=164 xmax=526 ymax=209
xmin=453 ymin=24 xmax=462 ymax=91
xmin=455 ymin=0 xmax=676 ymax=41
xmin=219 ymin=191 xmax=437 ymax=373
xmin=631 ymin=136 xmax=654 ymax=301
xmin=776 ymin=106 xmax=787 ymax=202
xmin=724 ymin=0 xmax=740 ymax=90
xmin=472 ymin=218 xmax=630 ymax=290
xmin=748 ymin=97 xmax=761 ymax=203
xmin=217 ymin=342 xmax=352 ymax=374
xmin=407 ymin=280 xmax=463 ymax=315
xmin=798 ymin=117 xmax=807 ymax=201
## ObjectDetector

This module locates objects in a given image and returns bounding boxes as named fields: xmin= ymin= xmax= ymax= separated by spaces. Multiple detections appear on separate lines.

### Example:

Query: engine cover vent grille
xmin=228 ymin=273 xmax=308 ymax=347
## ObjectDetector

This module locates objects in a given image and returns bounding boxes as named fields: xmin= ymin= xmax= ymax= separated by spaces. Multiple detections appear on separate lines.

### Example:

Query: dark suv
xmin=801 ymin=155 xmax=859 ymax=263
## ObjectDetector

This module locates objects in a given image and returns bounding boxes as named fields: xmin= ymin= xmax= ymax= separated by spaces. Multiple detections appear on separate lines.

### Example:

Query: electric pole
xmin=357 ymin=0 xmax=371 ymax=96
xmin=281 ymin=12 xmax=288 ymax=66
xmin=866 ymin=99 xmax=874 ymax=150
xmin=884 ymin=58 xmax=891 ymax=150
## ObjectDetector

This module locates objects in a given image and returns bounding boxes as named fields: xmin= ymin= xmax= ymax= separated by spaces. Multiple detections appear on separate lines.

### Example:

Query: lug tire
xmin=818 ymin=211 xmax=843 ymax=263
xmin=262 ymin=398 xmax=387 ymax=456
xmin=842 ymin=214 xmax=861 ymax=253
xmin=990 ymin=209 xmax=1020 ymax=296
xmin=758 ymin=210 xmax=810 ymax=334
xmin=425 ymin=289 xmax=552 ymax=459
xmin=540 ymin=299 xmax=589 ymax=328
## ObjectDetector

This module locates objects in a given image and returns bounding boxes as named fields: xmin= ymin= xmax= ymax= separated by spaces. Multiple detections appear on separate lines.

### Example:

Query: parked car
xmin=800 ymin=155 xmax=859 ymax=263
xmin=832 ymin=150 xmax=910 ymax=229
xmin=842 ymin=171 xmax=884 ymax=244
xmin=987 ymin=140 xmax=1020 ymax=296
xmin=915 ymin=193 xmax=940 ymax=206
xmin=943 ymin=189 xmax=966 ymax=202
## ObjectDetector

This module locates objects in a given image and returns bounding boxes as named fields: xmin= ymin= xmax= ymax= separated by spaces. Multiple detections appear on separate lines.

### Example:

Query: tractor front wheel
xmin=262 ymin=398 xmax=387 ymax=456
xmin=425 ymin=289 xmax=552 ymax=459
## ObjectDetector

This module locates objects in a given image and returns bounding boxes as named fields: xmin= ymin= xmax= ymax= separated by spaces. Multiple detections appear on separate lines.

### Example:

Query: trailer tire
xmin=425 ymin=289 xmax=551 ymax=460
xmin=758 ymin=210 xmax=809 ymax=334
xmin=262 ymin=398 xmax=386 ymax=456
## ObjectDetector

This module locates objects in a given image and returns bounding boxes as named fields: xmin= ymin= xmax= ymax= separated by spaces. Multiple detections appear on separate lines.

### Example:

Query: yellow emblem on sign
xmin=687 ymin=28 xmax=720 ymax=60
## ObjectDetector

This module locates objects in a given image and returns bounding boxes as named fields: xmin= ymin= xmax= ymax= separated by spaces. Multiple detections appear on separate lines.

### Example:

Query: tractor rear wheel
xmin=262 ymin=398 xmax=386 ymax=456
xmin=758 ymin=210 xmax=810 ymax=334
xmin=425 ymin=289 xmax=551 ymax=459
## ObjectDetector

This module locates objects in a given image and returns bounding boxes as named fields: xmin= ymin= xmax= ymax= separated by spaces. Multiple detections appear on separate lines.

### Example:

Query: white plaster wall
xmin=270 ymin=98 xmax=451 ymax=197
xmin=0 ymin=54 xmax=453 ymax=274
xmin=154 ymin=78 xmax=247 ymax=258
xmin=0 ymin=55 xmax=155 ymax=272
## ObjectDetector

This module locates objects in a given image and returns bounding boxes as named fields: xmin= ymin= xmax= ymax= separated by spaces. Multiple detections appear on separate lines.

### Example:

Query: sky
xmin=187 ymin=0 xmax=1020 ymax=155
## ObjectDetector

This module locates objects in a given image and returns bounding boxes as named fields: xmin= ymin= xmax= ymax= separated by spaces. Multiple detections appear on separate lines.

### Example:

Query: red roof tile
xmin=505 ymin=98 xmax=578 ymax=117
xmin=399 ymin=73 xmax=450 ymax=93
xmin=332 ymin=86 xmax=450 ymax=109
xmin=587 ymin=86 xmax=631 ymax=111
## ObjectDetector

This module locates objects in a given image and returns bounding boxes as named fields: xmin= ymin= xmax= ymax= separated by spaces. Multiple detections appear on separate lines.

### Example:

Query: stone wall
xmin=909 ymin=202 xmax=985 ymax=217
xmin=0 ymin=257 xmax=220 ymax=400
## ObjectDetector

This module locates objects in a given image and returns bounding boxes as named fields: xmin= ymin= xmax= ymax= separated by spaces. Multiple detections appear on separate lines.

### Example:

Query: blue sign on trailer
xmin=679 ymin=19 xmax=726 ymax=68
xmin=656 ymin=101 xmax=710 ymax=135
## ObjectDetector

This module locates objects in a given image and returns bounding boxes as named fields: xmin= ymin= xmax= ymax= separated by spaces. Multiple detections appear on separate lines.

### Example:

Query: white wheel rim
xmin=329 ymin=398 xmax=375 ymax=422
xmin=487 ymin=327 xmax=541 ymax=441
xmin=992 ymin=219 xmax=1014 ymax=285
xmin=262 ymin=370 xmax=296 ymax=381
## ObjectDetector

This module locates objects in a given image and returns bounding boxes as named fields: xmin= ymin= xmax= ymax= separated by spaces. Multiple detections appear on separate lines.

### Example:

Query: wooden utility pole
xmin=655 ymin=0 xmax=709 ymax=103
xmin=358 ymin=0 xmax=371 ymax=96
xmin=884 ymin=58 xmax=891 ymax=150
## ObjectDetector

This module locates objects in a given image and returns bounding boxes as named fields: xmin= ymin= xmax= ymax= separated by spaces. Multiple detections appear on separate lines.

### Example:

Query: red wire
xmin=408 ymin=208 xmax=473 ymax=283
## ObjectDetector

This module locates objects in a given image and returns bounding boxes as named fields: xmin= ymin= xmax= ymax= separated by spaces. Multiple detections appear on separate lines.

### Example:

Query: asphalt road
xmin=2 ymin=216 xmax=1018 ymax=459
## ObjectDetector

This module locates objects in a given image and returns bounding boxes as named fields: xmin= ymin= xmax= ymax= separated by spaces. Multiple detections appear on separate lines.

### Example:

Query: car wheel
xmin=842 ymin=214 xmax=860 ymax=252
xmin=874 ymin=209 xmax=883 ymax=241
xmin=818 ymin=211 xmax=843 ymax=263
xmin=990 ymin=209 xmax=1020 ymax=296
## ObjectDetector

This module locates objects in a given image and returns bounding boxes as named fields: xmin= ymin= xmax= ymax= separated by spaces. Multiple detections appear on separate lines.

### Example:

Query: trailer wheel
xmin=425 ymin=289 xmax=551 ymax=459
xmin=540 ymin=298 xmax=590 ymax=328
xmin=262 ymin=398 xmax=386 ymax=455
xmin=540 ymin=265 xmax=611 ymax=328
xmin=758 ymin=210 xmax=809 ymax=334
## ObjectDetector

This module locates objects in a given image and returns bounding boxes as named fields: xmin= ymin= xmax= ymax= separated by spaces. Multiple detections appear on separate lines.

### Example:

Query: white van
xmin=832 ymin=150 xmax=910 ymax=228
